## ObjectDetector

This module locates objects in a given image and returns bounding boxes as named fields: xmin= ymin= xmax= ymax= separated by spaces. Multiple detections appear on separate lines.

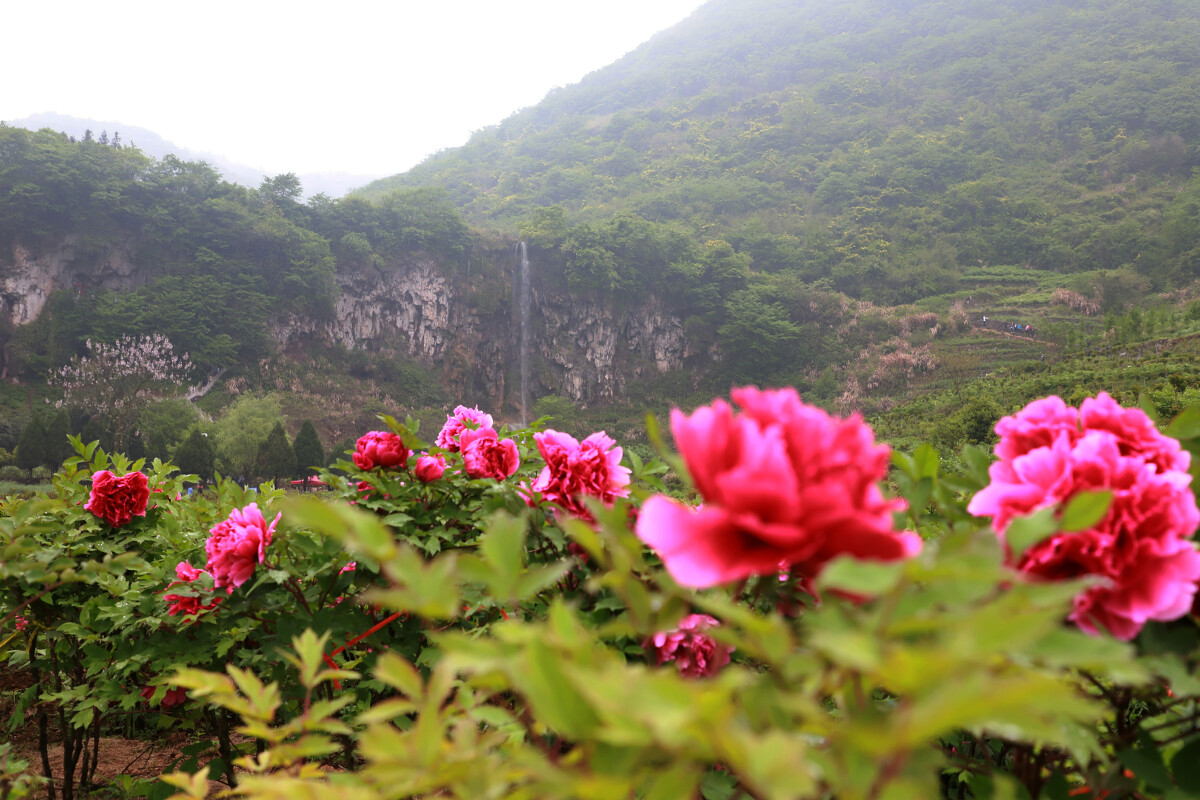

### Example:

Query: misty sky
xmin=3 ymin=0 xmax=707 ymax=179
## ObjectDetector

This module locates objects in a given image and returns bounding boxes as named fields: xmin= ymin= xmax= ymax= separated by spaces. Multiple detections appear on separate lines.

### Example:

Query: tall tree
xmin=173 ymin=427 xmax=215 ymax=484
xmin=51 ymin=334 xmax=193 ymax=450
xmin=257 ymin=421 xmax=296 ymax=485
xmin=292 ymin=420 xmax=324 ymax=488
xmin=213 ymin=394 xmax=283 ymax=479
xmin=44 ymin=409 xmax=73 ymax=467
xmin=15 ymin=417 xmax=47 ymax=477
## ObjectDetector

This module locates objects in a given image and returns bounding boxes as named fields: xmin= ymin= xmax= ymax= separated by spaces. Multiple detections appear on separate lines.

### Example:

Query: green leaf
xmin=643 ymin=762 xmax=700 ymax=800
xmin=1059 ymin=491 xmax=1112 ymax=533
xmin=913 ymin=442 xmax=940 ymax=479
xmin=1167 ymin=405 xmax=1200 ymax=441
xmin=1119 ymin=732 xmax=1171 ymax=791
xmin=1170 ymin=737 xmax=1200 ymax=793
xmin=479 ymin=512 xmax=526 ymax=597
xmin=374 ymin=652 xmax=424 ymax=699
xmin=1004 ymin=507 xmax=1059 ymax=560
xmin=817 ymin=556 xmax=905 ymax=596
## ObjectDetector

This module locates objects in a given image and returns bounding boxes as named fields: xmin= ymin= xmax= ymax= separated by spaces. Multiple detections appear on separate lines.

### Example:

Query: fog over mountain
xmin=5 ymin=113 xmax=381 ymax=198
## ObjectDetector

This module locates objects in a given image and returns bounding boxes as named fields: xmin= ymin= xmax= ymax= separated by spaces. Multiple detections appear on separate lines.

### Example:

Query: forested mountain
xmin=6 ymin=113 xmax=381 ymax=198
xmin=4 ymin=0 xmax=1200 ymax=464
xmin=363 ymin=0 xmax=1200 ymax=302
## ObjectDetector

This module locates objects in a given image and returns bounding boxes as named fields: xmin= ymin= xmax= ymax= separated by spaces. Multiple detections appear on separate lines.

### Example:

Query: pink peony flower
xmin=646 ymin=614 xmax=733 ymax=678
xmin=163 ymin=561 xmax=223 ymax=617
xmin=204 ymin=503 xmax=281 ymax=590
xmin=436 ymin=405 xmax=495 ymax=452
xmin=85 ymin=470 xmax=150 ymax=527
xmin=461 ymin=427 xmax=520 ymax=480
xmin=353 ymin=431 xmax=409 ymax=470
xmin=969 ymin=393 xmax=1200 ymax=640
xmin=635 ymin=387 xmax=920 ymax=589
xmin=14 ymin=616 xmax=27 ymax=632
xmin=414 ymin=452 xmax=448 ymax=483
xmin=525 ymin=429 xmax=631 ymax=521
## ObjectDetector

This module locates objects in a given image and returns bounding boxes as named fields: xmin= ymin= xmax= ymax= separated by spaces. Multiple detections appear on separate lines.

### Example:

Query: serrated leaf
xmin=374 ymin=652 xmax=424 ymax=699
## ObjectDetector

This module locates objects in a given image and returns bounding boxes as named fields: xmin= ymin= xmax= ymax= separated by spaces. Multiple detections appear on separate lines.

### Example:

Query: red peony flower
xmin=525 ymin=429 xmax=631 ymax=521
xmin=969 ymin=393 xmax=1200 ymax=640
xmin=646 ymin=614 xmax=733 ymax=678
xmin=140 ymin=685 xmax=189 ymax=709
xmin=85 ymin=470 xmax=150 ymax=527
xmin=414 ymin=452 xmax=448 ymax=482
xmin=353 ymin=431 xmax=409 ymax=470
xmin=162 ymin=560 xmax=223 ymax=617
xmin=204 ymin=503 xmax=281 ymax=590
xmin=461 ymin=427 xmax=520 ymax=480
xmin=436 ymin=405 xmax=494 ymax=452
xmin=635 ymin=387 xmax=920 ymax=589
xmin=14 ymin=616 xmax=27 ymax=632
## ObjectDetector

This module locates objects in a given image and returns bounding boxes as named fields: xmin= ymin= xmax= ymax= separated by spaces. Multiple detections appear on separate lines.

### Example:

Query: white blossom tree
xmin=52 ymin=334 xmax=193 ymax=450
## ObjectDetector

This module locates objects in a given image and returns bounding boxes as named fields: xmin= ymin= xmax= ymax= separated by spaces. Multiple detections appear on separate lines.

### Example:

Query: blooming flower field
xmin=4 ymin=390 xmax=1200 ymax=800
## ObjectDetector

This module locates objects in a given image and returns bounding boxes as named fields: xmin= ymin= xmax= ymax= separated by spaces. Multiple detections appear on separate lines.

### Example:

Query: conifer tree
xmin=258 ymin=421 xmax=297 ymax=485
xmin=15 ymin=417 xmax=47 ymax=478
xmin=125 ymin=430 xmax=146 ymax=462
xmin=44 ymin=409 xmax=73 ymax=468
xmin=174 ymin=427 xmax=215 ymax=484
xmin=292 ymin=419 xmax=324 ymax=487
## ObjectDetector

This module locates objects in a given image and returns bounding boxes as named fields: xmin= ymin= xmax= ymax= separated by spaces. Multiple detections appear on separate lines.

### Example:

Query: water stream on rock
xmin=518 ymin=242 xmax=531 ymax=425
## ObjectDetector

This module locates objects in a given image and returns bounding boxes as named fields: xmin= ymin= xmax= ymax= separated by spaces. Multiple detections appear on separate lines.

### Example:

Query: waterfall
xmin=518 ymin=241 xmax=531 ymax=425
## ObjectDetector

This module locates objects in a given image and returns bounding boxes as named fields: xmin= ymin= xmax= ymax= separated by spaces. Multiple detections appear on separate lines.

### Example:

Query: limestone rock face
xmin=3 ymin=239 xmax=694 ymax=407
xmin=0 ymin=238 xmax=141 ymax=326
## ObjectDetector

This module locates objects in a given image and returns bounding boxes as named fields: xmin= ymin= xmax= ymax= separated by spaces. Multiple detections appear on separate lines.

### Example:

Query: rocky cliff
xmin=272 ymin=244 xmax=688 ymax=411
xmin=2 ymin=239 xmax=690 ymax=409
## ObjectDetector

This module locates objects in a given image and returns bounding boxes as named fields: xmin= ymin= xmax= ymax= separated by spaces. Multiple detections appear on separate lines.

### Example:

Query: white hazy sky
xmin=2 ymin=0 xmax=707 ymax=178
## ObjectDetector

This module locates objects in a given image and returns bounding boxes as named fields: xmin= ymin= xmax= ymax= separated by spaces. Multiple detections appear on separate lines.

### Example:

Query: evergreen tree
xmin=173 ymin=427 xmax=215 ymax=484
xmin=15 ymin=417 xmax=47 ymax=477
xmin=45 ymin=409 xmax=73 ymax=467
xmin=81 ymin=415 xmax=112 ymax=453
xmin=257 ymin=421 xmax=297 ymax=485
xmin=292 ymin=420 xmax=324 ymax=486
xmin=147 ymin=431 xmax=171 ymax=464
xmin=125 ymin=430 xmax=146 ymax=462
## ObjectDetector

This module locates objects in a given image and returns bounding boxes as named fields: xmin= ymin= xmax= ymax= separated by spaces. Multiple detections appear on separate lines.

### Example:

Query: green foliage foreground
xmin=4 ymin=403 xmax=1200 ymax=799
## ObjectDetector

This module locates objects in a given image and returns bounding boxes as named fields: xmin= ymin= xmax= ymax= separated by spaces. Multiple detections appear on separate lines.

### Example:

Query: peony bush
xmin=4 ymin=391 xmax=1200 ymax=800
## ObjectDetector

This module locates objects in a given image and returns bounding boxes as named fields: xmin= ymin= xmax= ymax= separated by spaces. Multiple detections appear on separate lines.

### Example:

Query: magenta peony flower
xmin=353 ymin=431 xmax=409 ymax=470
xmin=969 ymin=393 xmax=1200 ymax=639
xmin=635 ymin=386 xmax=920 ymax=589
xmin=85 ymin=470 xmax=150 ymax=527
xmin=436 ymin=405 xmax=495 ymax=452
xmin=646 ymin=614 xmax=733 ymax=678
xmin=414 ymin=452 xmax=448 ymax=483
xmin=162 ymin=560 xmax=223 ymax=617
xmin=461 ymin=427 xmax=520 ymax=480
xmin=525 ymin=429 xmax=632 ymax=521
xmin=204 ymin=503 xmax=281 ymax=590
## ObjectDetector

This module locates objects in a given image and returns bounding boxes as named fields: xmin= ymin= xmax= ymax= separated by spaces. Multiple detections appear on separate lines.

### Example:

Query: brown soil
xmin=2 ymin=667 xmax=229 ymax=800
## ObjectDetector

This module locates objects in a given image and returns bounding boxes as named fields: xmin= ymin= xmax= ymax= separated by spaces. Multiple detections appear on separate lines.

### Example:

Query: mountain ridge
xmin=5 ymin=112 xmax=381 ymax=198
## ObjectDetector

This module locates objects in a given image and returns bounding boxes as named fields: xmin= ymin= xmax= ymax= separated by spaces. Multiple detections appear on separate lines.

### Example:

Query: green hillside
xmin=363 ymin=0 xmax=1200 ymax=302
xmin=4 ymin=0 xmax=1200 ymax=469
